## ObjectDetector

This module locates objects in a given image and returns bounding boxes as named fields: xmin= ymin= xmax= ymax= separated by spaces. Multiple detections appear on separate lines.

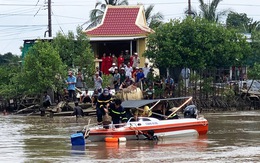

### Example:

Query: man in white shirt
xmin=181 ymin=67 xmax=190 ymax=88
xmin=132 ymin=52 xmax=140 ymax=68
xmin=94 ymin=72 xmax=103 ymax=92
xmin=108 ymin=63 xmax=117 ymax=75
xmin=124 ymin=62 xmax=133 ymax=78
xmin=142 ymin=62 xmax=150 ymax=78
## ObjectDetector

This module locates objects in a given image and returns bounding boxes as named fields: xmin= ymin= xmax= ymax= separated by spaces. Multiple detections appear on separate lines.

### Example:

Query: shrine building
xmin=85 ymin=5 xmax=154 ymax=68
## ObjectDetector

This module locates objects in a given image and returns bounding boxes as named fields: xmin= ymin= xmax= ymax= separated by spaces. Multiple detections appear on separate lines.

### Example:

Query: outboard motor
xmin=183 ymin=105 xmax=198 ymax=118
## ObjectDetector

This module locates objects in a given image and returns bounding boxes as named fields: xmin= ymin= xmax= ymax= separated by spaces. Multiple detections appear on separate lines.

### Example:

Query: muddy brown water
xmin=1 ymin=111 xmax=260 ymax=163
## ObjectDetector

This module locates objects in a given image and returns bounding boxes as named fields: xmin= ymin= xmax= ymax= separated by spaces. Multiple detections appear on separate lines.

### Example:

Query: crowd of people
xmin=63 ymin=57 xmax=179 ymax=106
xmin=60 ymin=52 xmax=192 ymax=128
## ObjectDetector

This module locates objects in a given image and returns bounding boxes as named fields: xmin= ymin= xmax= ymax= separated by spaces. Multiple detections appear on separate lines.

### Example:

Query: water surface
xmin=1 ymin=111 xmax=260 ymax=163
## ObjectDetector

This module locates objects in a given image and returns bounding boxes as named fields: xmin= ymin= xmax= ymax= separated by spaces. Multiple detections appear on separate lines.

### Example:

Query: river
xmin=1 ymin=111 xmax=260 ymax=163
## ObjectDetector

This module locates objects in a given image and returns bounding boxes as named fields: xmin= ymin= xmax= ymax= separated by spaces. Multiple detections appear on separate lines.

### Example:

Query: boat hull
xmin=87 ymin=118 xmax=208 ymax=142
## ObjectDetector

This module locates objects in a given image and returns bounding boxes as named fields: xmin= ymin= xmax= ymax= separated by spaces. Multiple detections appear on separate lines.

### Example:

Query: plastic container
xmin=70 ymin=133 xmax=85 ymax=146
xmin=105 ymin=137 xmax=126 ymax=142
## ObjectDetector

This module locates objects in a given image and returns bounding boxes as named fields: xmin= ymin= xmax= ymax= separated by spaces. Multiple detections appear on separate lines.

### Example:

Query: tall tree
xmin=0 ymin=53 xmax=21 ymax=99
xmin=198 ymin=0 xmax=227 ymax=22
xmin=143 ymin=4 xmax=164 ymax=29
xmin=144 ymin=17 xmax=251 ymax=71
xmin=226 ymin=11 xmax=260 ymax=33
xmin=52 ymin=26 xmax=95 ymax=87
xmin=52 ymin=26 xmax=94 ymax=69
xmin=0 ymin=52 xmax=20 ymax=65
xmin=19 ymin=41 xmax=66 ymax=95
xmin=249 ymin=31 xmax=260 ymax=66
xmin=85 ymin=0 xmax=129 ymax=29
xmin=247 ymin=20 xmax=260 ymax=33
xmin=0 ymin=64 xmax=21 ymax=99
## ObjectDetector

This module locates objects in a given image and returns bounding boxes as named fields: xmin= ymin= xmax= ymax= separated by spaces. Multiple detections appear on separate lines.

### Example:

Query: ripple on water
xmin=1 ymin=112 xmax=260 ymax=162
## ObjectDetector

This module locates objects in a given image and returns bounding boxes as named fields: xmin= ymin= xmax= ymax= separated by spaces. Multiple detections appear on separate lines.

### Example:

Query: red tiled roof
xmin=86 ymin=6 xmax=151 ymax=36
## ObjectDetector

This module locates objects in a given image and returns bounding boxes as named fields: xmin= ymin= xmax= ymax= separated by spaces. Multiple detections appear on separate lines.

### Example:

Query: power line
xmin=53 ymin=14 xmax=86 ymax=20
xmin=0 ymin=13 xmax=45 ymax=16
xmin=52 ymin=11 xmax=65 ymax=35
xmin=0 ymin=22 xmax=82 ymax=27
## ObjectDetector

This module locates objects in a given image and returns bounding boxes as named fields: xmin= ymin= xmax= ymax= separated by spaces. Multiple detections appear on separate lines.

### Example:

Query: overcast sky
xmin=0 ymin=0 xmax=260 ymax=56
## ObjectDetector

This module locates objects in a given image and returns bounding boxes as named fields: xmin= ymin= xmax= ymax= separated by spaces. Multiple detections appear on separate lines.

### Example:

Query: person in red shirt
xmin=117 ymin=52 xmax=124 ymax=68
xmin=132 ymin=67 xmax=139 ymax=82
xmin=106 ymin=54 xmax=113 ymax=75
xmin=101 ymin=53 xmax=107 ymax=75
xmin=130 ymin=54 xmax=134 ymax=67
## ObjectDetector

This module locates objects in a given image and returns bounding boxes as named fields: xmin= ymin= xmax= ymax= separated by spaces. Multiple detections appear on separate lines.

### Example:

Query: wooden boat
xmin=83 ymin=96 xmax=208 ymax=142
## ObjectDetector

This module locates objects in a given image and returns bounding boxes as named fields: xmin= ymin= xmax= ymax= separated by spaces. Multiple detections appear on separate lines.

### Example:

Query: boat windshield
xmin=128 ymin=117 xmax=140 ymax=122
xmin=142 ymin=118 xmax=151 ymax=121
xmin=128 ymin=117 xmax=153 ymax=122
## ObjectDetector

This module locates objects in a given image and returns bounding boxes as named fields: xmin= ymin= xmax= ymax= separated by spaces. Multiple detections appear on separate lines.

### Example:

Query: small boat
xmin=81 ymin=97 xmax=208 ymax=142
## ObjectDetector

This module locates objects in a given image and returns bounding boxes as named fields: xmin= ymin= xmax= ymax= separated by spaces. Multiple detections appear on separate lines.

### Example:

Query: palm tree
xmin=198 ymin=0 xmax=227 ymax=22
xmin=84 ymin=0 xmax=129 ymax=29
xmin=144 ymin=4 xmax=164 ymax=29
xmin=247 ymin=20 xmax=260 ymax=33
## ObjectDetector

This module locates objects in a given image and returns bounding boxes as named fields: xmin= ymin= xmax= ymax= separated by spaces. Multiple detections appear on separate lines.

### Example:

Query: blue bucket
xmin=70 ymin=133 xmax=85 ymax=146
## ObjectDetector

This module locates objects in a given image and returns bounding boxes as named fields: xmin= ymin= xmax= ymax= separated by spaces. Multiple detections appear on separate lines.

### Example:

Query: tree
xmin=226 ymin=12 xmax=260 ymax=33
xmin=247 ymin=20 xmax=260 ymax=33
xmin=248 ymin=31 xmax=260 ymax=66
xmin=52 ymin=26 xmax=94 ymax=68
xmin=85 ymin=0 xmax=129 ymax=29
xmin=248 ymin=63 xmax=260 ymax=80
xmin=0 ymin=64 xmax=21 ymax=99
xmin=198 ymin=0 xmax=227 ymax=22
xmin=19 ymin=41 xmax=66 ymax=95
xmin=52 ymin=26 xmax=95 ymax=87
xmin=52 ymin=31 xmax=75 ymax=67
xmin=143 ymin=4 xmax=164 ymax=29
xmin=144 ymin=17 xmax=251 ymax=71
xmin=0 ymin=52 xmax=20 ymax=65
xmin=0 ymin=53 xmax=22 ymax=99
xmin=73 ymin=27 xmax=95 ymax=74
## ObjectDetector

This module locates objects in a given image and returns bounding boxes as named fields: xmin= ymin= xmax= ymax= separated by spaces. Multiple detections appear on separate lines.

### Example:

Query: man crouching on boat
xmin=104 ymin=99 xmax=128 ymax=128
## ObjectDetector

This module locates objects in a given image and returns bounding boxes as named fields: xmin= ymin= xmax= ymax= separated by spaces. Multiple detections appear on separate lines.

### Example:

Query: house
xmin=85 ymin=5 xmax=153 ymax=68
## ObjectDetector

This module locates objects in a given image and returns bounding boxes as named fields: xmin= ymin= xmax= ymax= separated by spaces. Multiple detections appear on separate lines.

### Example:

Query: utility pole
xmin=188 ymin=0 xmax=192 ymax=16
xmin=48 ymin=0 xmax=52 ymax=37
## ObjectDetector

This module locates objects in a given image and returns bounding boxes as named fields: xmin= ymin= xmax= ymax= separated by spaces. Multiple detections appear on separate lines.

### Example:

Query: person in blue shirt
xmin=165 ymin=76 xmax=174 ymax=97
xmin=66 ymin=71 xmax=77 ymax=101
xmin=136 ymin=68 xmax=145 ymax=83
xmin=136 ymin=68 xmax=145 ymax=89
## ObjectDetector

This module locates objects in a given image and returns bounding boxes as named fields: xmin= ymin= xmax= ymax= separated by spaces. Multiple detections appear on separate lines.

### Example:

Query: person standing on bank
xmin=105 ymin=98 xmax=127 ymax=128
xmin=66 ymin=71 xmax=77 ymax=101
xmin=142 ymin=62 xmax=150 ymax=82
xmin=94 ymin=72 xmax=103 ymax=93
xmin=181 ymin=67 xmax=190 ymax=88
xmin=41 ymin=91 xmax=52 ymax=116
xmin=113 ymin=68 xmax=121 ymax=91
xmin=117 ymin=52 xmax=124 ymax=68
xmin=76 ymin=70 xmax=84 ymax=89
xmin=132 ymin=52 xmax=140 ymax=68
xmin=112 ymin=54 xmax=117 ymax=66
